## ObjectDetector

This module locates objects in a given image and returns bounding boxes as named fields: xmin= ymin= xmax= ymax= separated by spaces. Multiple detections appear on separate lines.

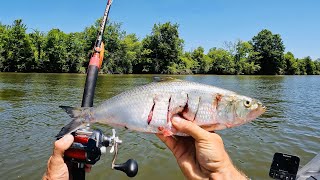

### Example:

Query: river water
xmin=0 ymin=73 xmax=319 ymax=179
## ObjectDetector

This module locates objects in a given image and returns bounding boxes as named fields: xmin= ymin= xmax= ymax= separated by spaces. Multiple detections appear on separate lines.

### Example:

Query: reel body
xmin=64 ymin=129 xmax=138 ymax=177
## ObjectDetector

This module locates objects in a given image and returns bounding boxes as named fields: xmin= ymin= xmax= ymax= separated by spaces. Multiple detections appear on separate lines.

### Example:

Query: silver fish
xmin=56 ymin=79 xmax=266 ymax=137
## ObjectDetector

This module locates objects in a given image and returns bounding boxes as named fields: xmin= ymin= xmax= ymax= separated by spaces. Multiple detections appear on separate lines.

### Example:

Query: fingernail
xmin=62 ymin=134 xmax=74 ymax=143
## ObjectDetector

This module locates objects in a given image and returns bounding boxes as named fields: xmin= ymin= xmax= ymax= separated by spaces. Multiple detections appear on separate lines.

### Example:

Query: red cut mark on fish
xmin=214 ymin=93 xmax=223 ymax=109
xmin=192 ymin=97 xmax=201 ymax=122
xmin=179 ymin=96 xmax=189 ymax=114
xmin=167 ymin=96 xmax=172 ymax=123
xmin=182 ymin=94 xmax=189 ymax=114
xmin=147 ymin=101 xmax=156 ymax=125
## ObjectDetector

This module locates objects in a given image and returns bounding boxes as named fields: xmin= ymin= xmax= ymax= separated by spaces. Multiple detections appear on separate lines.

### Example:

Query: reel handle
xmin=113 ymin=159 xmax=138 ymax=177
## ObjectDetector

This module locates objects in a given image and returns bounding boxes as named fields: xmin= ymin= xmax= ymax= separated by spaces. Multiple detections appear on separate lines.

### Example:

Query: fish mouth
xmin=258 ymin=101 xmax=267 ymax=113
xmin=246 ymin=102 xmax=266 ymax=121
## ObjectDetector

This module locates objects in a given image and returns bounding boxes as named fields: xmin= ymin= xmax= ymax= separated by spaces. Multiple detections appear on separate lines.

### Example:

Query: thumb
xmin=171 ymin=116 xmax=211 ymax=141
xmin=53 ymin=134 xmax=74 ymax=157
xmin=48 ymin=134 xmax=74 ymax=169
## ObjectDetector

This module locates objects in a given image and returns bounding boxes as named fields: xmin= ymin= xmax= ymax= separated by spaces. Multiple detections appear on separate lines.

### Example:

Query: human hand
xmin=43 ymin=134 xmax=92 ymax=180
xmin=157 ymin=116 xmax=248 ymax=180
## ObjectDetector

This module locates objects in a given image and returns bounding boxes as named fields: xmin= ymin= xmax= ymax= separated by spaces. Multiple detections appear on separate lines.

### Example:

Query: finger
xmin=47 ymin=135 xmax=74 ymax=170
xmin=171 ymin=116 xmax=211 ymax=141
xmin=156 ymin=134 xmax=177 ymax=152
xmin=201 ymin=124 xmax=219 ymax=132
xmin=53 ymin=134 xmax=74 ymax=157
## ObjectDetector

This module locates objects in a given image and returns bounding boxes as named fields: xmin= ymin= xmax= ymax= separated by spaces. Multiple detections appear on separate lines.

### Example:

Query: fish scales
xmin=56 ymin=80 xmax=266 ymax=137
xmin=96 ymin=81 xmax=226 ymax=132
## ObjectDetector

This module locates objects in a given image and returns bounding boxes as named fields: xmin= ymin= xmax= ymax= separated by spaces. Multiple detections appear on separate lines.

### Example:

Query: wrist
xmin=209 ymin=160 xmax=248 ymax=180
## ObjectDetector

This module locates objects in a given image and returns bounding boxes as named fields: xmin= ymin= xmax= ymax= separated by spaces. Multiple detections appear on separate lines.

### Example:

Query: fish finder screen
xmin=269 ymin=153 xmax=300 ymax=180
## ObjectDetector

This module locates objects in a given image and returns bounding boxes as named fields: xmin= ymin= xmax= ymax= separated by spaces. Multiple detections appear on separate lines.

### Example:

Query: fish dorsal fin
xmin=153 ymin=76 xmax=182 ymax=83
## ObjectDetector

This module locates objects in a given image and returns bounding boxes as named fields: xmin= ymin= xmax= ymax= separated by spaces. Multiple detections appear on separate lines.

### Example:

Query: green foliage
xmin=297 ymin=59 xmax=307 ymax=75
xmin=65 ymin=33 xmax=87 ymax=73
xmin=189 ymin=47 xmax=203 ymax=73
xmin=0 ymin=19 xmax=318 ymax=75
xmin=88 ymin=20 xmax=138 ymax=74
xmin=141 ymin=22 xmax=184 ymax=74
xmin=180 ymin=52 xmax=198 ymax=73
xmin=0 ymin=23 xmax=8 ymax=70
xmin=29 ymin=30 xmax=46 ymax=71
xmin=234 ymin=40 xmax=260 ymax=74
xmin=43 ymin=29 xmax=68 ymax=72
xmin=304 ymin=56 xmax=316 ymax=75
xmin=167 ymin=51 xmax=197 ymax=74
xmin=102 ymin=22 xmax=126 ymax=73
xmin=314 ymin=60 xmax=320 ymax=75
xmin=251 ymin=29 xmax=285 ymax=75
xmin=284 ymin=52 xmax=299 ymax=75
xmin=207 ymin=48 xmax=235 ymax=74
xmin=2 ymin=20 xmax=34 ymax=72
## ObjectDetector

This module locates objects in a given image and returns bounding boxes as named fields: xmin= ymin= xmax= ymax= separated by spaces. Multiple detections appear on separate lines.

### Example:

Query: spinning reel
xmin=64 ymin=128 xmax=138 ymax=177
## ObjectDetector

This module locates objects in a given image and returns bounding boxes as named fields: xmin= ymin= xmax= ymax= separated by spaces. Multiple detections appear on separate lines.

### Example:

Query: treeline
xmin=0 ymin=19 xmax=319 ymax=75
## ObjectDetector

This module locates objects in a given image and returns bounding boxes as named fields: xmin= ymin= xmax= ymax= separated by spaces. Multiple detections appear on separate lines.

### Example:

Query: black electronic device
xmin=269 ymin=153 xmax=300 ymax=180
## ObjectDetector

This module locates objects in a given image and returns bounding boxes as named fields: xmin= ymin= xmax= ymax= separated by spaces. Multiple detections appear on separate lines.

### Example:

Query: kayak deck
xmin=297 ymin=153 xmax=320 ymax=180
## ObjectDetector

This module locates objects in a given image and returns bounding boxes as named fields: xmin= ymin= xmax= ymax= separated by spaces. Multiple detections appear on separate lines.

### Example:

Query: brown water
xmin=0 ymin=73 xmax=319 ymax=179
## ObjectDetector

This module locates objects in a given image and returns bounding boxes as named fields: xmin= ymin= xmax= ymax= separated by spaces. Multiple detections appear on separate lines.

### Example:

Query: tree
xmin=179 ymin=52 xmax=198 ymax=74
xmin=43 ymin=29 xmax=68 ymax=72
xmin=315 ymin=59 xmax=320 ymax=75
xmin=167 ymin=51 xmax=198 ymax=74
xmin=251 ymin=29 xmax=285 ymax=75
xmin=29 ymin=30 xmax=46 ymax=71
xmin=82 ymin=20 xmax=100 ymax=60
xmin=65 ymin=32 xmax=86 ymax=73
xmin=1 ymin=19 xmax=319 ymax=76
xmin=304 ymin=56 xmax=316 ymax=75
xmin=190 ymin=47 xmax=205 ymax=73
xmin=297 ymin=59 xmax=307 ymax=75
xmin=101 ymin=22 xmax=127 ymax=73
xmin=122 ymin=34 xmax=141 ymax=74
xmin=0 ymin=23 xmax=8 ymax=71
xmin=2 ymin=19 xmax=34 ymax=72
xmin=207 ymin=48 xmax=235 ymax=74
xmin=141 ymin=22 xmax=184 ymax=73
xmin=284 ymin=52 xmax=299 ymax=75
xmin=234 ymin=40 xmax=260 ymax=74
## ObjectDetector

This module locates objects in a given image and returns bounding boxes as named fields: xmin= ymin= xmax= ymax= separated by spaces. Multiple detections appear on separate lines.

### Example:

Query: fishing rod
xmin=82 ymin=0 xmax=112 ymax=107
xmin=63 ymin=0 xmax=138 ymax=179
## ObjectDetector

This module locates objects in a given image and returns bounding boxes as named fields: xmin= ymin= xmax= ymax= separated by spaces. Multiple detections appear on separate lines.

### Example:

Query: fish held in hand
xmin=56 ymin=80 xmax=266 ymax=138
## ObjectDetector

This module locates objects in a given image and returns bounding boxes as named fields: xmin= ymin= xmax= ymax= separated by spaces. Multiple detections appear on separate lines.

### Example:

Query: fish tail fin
xmin=55 ymin=106 xmax=93 ymax=138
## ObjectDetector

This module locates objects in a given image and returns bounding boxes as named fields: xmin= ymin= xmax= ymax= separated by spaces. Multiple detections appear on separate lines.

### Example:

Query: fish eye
xmin=244 ymin=100 xmax=251 ymax=108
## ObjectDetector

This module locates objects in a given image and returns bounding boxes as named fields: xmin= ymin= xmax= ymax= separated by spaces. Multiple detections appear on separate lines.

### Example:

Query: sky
xmin=0 ymin=0 xmax=319 ymax=59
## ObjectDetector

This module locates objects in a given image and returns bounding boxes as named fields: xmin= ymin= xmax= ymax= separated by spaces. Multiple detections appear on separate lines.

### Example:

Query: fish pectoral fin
xmin=56 ymin=118 xmax=86 ymax=138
